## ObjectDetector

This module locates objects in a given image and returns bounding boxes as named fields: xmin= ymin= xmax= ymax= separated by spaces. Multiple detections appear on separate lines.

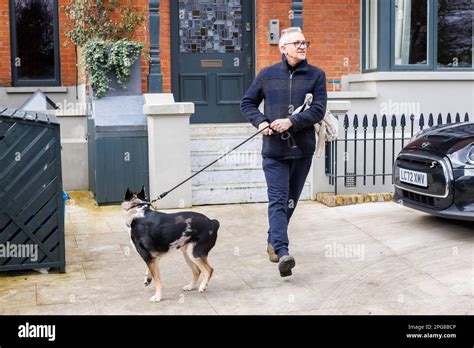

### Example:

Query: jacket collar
xmin=280 ymin=54 xmax=309 ymax=73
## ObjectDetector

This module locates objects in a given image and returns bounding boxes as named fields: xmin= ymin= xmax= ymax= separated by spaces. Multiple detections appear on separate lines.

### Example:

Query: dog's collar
xmin=126 ymin=202 xmax=150 ymax=211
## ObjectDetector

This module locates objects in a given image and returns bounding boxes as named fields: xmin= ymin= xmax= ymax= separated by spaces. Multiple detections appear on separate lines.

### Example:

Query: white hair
xmin=279 ymin=27 xmax=303 ymax=49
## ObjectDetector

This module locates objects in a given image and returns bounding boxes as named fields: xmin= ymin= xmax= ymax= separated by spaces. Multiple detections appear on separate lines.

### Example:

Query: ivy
xmin=63 ymin=0 xmax=147 ymax=98
xmin=85 ymin=40 xmax=143 ymax=98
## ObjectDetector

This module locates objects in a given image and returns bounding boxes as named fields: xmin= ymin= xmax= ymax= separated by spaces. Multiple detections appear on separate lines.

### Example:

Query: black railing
xmin=325 ymin=113 xmax=470 ymax=195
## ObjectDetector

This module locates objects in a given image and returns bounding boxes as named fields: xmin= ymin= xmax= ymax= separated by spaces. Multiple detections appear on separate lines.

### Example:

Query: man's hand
xmin=271 ymin=118 xmax=293 ymax=133
xmin=258 ymin=121 xmax=273 ymax=136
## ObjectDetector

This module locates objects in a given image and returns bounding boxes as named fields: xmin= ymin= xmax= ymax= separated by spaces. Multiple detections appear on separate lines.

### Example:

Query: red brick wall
xmin=159 ymin=0 xmax=171 ymax=93
xmin=131 ymin=0 xmax=150 ymax=94
xmin=304 ymin=0 xmax=361 ymax=89
xmin=58 ymin=0 xmax=77 ymax=86
xmin=255 ymin=0 xmax=292 ymax=73
xmin=253 ymin=0 xmax=361 ymax=87
xmin=0 ymin=0 xmax=11 ymax=86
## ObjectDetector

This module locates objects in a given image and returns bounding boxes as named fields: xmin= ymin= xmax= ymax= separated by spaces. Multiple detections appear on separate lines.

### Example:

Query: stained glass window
xmin=179 ymin=0 xmax=242 ymax=53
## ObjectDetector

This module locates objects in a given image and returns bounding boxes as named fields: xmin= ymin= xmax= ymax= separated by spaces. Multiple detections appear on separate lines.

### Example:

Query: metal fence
xmin=325 ymin=112 xmax=471 ymax=195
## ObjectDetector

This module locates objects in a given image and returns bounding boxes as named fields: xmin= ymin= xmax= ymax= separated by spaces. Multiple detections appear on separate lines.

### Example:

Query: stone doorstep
xmin=316 ymin=192 xmax=394 ymax=207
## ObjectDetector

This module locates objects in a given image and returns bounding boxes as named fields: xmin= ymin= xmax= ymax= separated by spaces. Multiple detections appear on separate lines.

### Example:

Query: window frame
xmin=390 ymin=0 xmax=434 ymax=71
xmin=362 ymin=0 xmax=473 ymax=72
xmin=362 ymin=0 xmax=378 ymax=72
xmin=9 ymin=0 xmax=61 ymax=87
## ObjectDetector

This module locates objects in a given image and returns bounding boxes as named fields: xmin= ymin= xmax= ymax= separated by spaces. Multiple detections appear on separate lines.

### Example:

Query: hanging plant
xmin=63 ymin=0 xmax=145 ymax=46
xmin=63 ymin=0 xmax=148 ymax=98
xmin=84 ymin=40 xmax=143 ymax=98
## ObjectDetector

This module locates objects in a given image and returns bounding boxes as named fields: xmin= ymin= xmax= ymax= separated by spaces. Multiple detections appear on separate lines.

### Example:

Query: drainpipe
xmin=148 ymin=0 xmax=163 ymax=92
xmin=291 ymin=1 xmax=303 ymax=29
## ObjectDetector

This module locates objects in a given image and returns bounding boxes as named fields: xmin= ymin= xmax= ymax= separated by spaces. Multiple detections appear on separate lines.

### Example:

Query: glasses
xmin=284 ymin=41 xmax=310 ymax=49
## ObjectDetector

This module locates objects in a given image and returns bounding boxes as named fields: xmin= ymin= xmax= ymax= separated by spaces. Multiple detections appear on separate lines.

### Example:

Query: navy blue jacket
xmin=240 ymin=55 xmax=327 ymax=159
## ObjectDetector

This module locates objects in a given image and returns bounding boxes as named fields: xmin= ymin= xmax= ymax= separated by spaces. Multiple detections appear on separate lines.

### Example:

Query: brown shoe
xmin=278 ymin=255 xmax=296 ymax=277
xmin=267 ymin=243 xmax=279 ymax=263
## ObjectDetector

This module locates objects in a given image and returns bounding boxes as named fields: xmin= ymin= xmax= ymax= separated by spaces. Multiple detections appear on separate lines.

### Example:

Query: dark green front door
xmin=170 ymin=0 xmax=255 ymax=123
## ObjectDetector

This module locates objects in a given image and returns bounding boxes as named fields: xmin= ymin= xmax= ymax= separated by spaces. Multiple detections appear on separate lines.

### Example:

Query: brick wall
xmin=58 ymin=0 xmax=77 ymax=86
xmin=254 ymin=0 xmax=361 ymax=88
xmin=304 ymin=0 xmax=361 ymax=89
xmin=159 ymin=0 xmax=171 ymax=93
xmin=255 ymin=0 xmax=292 ymax=74
xmin=0 ymin=0 xmax=11 ymax=86
xmin=128 ymin=0 xmax=150 ymax=94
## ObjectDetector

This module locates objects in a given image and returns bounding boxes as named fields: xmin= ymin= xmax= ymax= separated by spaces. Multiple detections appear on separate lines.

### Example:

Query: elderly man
xmin=240 ymin=27 xmax=327 ymax=277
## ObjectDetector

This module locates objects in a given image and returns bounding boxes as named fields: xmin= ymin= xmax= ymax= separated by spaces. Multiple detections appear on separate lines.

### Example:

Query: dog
xmin=122 ymin=187 xmax=219 ymax=302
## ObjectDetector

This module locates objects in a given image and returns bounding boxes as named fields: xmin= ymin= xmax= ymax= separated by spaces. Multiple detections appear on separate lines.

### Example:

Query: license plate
xmin=399 ymin=168 xmax=428 ymax=187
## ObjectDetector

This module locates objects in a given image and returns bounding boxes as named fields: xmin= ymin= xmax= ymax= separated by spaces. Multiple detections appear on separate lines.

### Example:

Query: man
xmin=240 ymin=27 xmax=327 ymax=277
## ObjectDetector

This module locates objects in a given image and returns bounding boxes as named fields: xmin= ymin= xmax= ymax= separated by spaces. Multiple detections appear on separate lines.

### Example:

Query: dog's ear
xmin=137 ymin=185 xmax=146 ymax=200
xmin=124 ymin=187 xmax=133 ymax=201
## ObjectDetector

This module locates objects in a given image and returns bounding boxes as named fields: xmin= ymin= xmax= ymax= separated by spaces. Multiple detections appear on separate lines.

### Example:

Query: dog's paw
xmin=198 ymin=285 xmax=207 ymax=293
xmin=149 ymin=294 xmax=162 ymax=303
xmin=143 ymin=277 xmax=152 ymax=287
xmin=182 ymin=284 xmax=195 ymax=291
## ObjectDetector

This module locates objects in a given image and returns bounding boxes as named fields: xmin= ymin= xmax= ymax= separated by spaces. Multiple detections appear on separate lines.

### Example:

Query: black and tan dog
xmin=122 ymin=187 xmax=219 ymax=302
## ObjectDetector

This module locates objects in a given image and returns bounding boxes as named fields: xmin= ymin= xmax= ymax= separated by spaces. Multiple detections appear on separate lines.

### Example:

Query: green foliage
xmin=63 ymin=0 xmax=146 ymax=98
xmin=85 ymin=40 xmax=143 ymax=98
xmin=63 ymin=0 xmax=145 ymax=46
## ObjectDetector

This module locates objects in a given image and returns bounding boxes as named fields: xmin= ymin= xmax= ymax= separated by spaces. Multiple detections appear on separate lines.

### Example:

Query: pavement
xmin=0 ymin=191 xmax=472 ymax=315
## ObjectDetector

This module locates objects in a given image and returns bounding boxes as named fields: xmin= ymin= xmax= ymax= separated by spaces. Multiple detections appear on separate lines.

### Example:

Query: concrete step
xmin=191 ymin=165 xmax=265 ymax=186
xmin=189 ymin=123 xmax=310 ymax=205
xmin=191 ymin=135 xmax=262 ymax=152
xmin=191 ymin=150 xmax=262 ymax=168
xmin=192 ymin=182 xmax=311 ymax=205
xmin=190 ymin=123 xmax=257 ymax=137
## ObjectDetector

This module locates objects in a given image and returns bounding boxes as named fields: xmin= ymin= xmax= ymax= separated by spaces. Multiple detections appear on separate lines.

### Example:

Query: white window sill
xmin=328 ymin=91 xmax=377 ymax=99
xmin=6 ymin=87 xmax=68 ymax=94
xmin=343 ymin=71 xmax=474 ymax=83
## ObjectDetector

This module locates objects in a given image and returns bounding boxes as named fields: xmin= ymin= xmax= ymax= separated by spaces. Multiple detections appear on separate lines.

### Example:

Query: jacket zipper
xmin=289 ymin=70 xmax=294 ymax=114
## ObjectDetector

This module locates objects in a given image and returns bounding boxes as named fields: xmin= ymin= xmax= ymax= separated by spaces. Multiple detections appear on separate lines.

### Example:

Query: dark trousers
xmin=262 ymin=156 xmax=313 ymax=258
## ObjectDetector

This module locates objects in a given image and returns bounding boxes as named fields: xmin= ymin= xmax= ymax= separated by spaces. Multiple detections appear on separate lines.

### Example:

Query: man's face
xmin=281 ymin=32 xmax=307 ymax=61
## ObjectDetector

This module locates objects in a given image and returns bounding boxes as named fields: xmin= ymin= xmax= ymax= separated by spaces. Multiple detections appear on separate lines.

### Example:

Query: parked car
xmin=393 ymin=122 xmax=474 ymax=221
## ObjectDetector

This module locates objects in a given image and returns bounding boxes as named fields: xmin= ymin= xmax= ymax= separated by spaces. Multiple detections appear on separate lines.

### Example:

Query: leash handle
xmin=149 ymin=125 xmax=270 ymax=204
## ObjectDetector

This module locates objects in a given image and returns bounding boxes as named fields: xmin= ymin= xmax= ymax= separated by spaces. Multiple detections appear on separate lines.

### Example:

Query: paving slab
xmin=0 ymin=192 xmax=472 ymax=315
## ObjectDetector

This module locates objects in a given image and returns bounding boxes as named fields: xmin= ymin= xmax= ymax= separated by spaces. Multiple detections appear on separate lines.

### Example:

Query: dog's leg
xmin=147 ymin=257 xmax=164 ymax=302
xmin=143 ymin=268 xmax=152 ymax=287
xmin=182 ymin=246 xmax=201 ymax=291
xmin=192 ymin=256 xmax=214 ymax=293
